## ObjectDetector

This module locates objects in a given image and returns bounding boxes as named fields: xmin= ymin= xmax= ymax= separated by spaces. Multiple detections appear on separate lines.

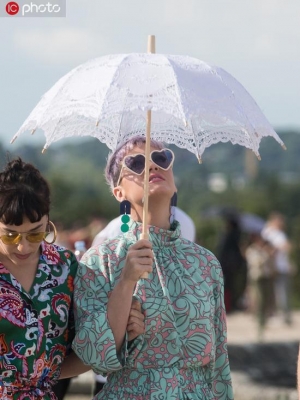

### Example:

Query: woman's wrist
xmin=115 ymin=276 xmax=137 ymax=294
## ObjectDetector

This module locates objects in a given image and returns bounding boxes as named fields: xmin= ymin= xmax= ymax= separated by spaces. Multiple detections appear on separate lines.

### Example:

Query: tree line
xmin=1 ymin=129 xmax=300 ymax=305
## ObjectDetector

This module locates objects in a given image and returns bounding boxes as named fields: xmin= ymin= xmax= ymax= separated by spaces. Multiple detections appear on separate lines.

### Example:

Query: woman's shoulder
xmin=181 ymin=239 xmax=218 ymax=258
xmin=43 ymin=241 xmax=73 ymax=255
xmin=182 ymin=240 xmax=222 ymax=271
xmin=79 ymin=235 xmax=131 ymax=270
xmin=41 ymin=242 xmax=78 ymax=270
xmin=90 ymin=234 xmax=132 ymax=254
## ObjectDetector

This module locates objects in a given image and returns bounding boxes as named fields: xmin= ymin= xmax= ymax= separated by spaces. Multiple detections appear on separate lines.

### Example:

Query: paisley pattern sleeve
xmin=72 ymin=246 xmax=127 ymax=375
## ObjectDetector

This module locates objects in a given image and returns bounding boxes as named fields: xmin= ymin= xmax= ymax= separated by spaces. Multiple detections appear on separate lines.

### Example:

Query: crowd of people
xmin=216 ymin=210 xmax=294 ymax=341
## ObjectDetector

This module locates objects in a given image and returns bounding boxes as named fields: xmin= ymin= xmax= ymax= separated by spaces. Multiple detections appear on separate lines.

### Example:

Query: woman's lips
xmin=149 ymin=174 xmax=164 ymax=182
xmin=14 ymin=253 xmax=31 ymax=260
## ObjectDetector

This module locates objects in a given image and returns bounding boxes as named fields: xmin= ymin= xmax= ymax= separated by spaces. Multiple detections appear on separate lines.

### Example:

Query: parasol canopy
xmin=12 ymin=50 xmax=285 ymax=161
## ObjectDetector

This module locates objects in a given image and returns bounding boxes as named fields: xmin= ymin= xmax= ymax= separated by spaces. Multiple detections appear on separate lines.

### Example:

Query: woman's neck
xmin=0 ymin=253 xmax=40 ymax=293
xmin=130 ymin=202 xmax=171 ymax=230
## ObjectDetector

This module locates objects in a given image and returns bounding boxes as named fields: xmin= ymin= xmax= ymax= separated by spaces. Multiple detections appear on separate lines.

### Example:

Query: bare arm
xmin=107 ymin=239 xmax=153 ymax=353
xmin=59 ymin=352 xmax=91 ymax=379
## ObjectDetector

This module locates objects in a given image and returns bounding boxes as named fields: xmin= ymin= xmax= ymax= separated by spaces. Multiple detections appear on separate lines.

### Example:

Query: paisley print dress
xmin=73 ymin=220 xmax=233 ymax=399
xmin=0 ymin=242 xmax=78 ymax=400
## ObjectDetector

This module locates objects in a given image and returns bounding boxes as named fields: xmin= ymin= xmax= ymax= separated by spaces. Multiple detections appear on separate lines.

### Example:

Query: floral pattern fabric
xmin=73 ymin=220 xmax=233 ymax=399
xmin=0 ymin=242 xmax=78 ymax=400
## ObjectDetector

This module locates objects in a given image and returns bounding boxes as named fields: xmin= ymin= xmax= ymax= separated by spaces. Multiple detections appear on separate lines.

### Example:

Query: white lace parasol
xmin=12 ymin=52 xmax=285 ymax=160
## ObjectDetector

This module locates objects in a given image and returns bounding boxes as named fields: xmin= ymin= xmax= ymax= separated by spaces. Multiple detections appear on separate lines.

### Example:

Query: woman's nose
xmin=17 ymin=237 xmax=31 ymax=252
xmin=149 ymin=161 xmax=159 ymax=171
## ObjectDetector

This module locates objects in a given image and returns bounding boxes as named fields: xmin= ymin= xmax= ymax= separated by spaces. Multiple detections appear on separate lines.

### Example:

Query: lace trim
xmin=12 ymin=53 xmax=285 ymax=159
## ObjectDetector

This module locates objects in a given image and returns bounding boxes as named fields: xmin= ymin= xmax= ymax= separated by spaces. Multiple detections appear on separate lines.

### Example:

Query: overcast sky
xmin=0 ymin=0 xmax=299 ymax=149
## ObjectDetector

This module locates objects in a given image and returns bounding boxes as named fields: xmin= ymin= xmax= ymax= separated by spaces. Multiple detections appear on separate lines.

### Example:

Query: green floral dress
xmin=0 ymin=242 xmax=78 ymax=400
xmin=73 ymin=220 xmax=233 ymax=399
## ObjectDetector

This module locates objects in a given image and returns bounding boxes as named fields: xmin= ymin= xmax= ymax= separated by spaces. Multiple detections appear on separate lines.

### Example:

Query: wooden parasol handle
xmin=140 ymin=35 xmax=155 ymax=279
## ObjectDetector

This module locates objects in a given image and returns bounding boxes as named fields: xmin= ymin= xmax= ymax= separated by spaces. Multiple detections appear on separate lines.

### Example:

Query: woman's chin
xmin=148 ymin=188 xmax=173 ymax=201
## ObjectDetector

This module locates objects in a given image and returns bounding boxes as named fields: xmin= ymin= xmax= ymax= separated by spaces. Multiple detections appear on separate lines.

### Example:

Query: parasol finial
xmin=147 ymin=35 xmax=155 ymax=53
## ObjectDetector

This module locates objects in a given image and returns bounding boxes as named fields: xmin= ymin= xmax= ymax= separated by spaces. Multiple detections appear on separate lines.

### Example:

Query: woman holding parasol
xmin=72 ymin=135 xmax=233 ymax=399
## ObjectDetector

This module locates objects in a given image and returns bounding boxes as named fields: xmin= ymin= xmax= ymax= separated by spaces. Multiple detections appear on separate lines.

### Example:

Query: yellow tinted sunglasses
xmin=0 ymin=231 xmax=47 ymax=245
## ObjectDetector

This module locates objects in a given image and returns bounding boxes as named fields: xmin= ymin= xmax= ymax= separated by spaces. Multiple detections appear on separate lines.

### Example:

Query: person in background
xmin=92 ymin=206 xmax=196 ymax=395
xmin=217 ymin=214 xmax=248 ymax=313
xmin=262 ymin=212 xmax=293 ymax=325
xmin=73 ymin=135 xmax=233 ymax=399
xmin=245 ymin=233 xmax=275 ymax=340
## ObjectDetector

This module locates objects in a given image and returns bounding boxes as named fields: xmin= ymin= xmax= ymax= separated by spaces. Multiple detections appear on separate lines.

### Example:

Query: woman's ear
xmin=113 ymin=186 xmax=126 ymax=203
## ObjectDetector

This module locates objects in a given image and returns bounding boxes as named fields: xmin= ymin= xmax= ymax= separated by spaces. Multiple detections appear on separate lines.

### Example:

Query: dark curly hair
xmin=0 ymin=157 xmax=50 ymax=225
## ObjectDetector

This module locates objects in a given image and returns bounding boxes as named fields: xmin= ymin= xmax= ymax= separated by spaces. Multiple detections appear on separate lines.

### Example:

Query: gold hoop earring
xmin=44 ymin=221 xmax=57 ymax=244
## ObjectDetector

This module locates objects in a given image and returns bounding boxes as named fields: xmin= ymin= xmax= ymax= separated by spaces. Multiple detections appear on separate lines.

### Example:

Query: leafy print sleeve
xmin=72 ymin=246 xmax=128 ymax=375
xmin=210 ymin=259 xmax=234 ymax=400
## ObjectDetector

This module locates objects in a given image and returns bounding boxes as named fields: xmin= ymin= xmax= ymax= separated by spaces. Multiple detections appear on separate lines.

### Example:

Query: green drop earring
xmin=120 ymin=200 xmax=131 ymax=233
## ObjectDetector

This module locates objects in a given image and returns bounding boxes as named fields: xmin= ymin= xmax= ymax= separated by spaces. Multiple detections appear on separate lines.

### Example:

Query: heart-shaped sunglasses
xmin=116 ymin=148 xmax=175 ymax=186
